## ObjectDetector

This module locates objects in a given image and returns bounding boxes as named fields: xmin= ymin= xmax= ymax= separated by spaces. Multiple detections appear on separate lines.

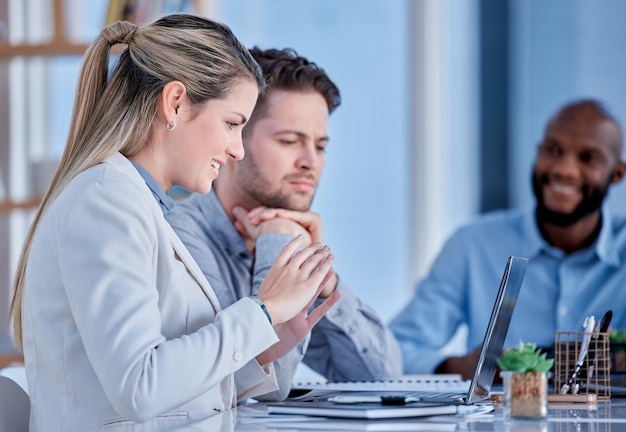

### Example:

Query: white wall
xmin=510 ymin=0 xmax=626 ymax=211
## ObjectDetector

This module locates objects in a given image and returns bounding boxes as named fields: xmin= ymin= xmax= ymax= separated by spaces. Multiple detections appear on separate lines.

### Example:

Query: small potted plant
xmin=497 ymin=342 xmax=554 ymax=421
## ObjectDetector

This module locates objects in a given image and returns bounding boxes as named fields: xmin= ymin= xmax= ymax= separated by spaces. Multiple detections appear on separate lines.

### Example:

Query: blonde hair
xmin=9 ymin=14 xmax=266 ymax=350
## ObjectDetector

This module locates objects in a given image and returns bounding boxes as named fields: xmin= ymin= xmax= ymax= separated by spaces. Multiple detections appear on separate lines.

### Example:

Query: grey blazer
xmin=22 ymin=153 xmax=279 ymax=431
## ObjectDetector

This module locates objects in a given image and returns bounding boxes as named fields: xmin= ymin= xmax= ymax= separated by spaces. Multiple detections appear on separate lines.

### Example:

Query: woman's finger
xmin=304 ymin=254 xmax=334 ymax=291
xmin=287 ymin=246 xmax=328 ymax=277
xmin=306 ymin=290 xmax=342 ymax=326
xmin=286 ymin=242 xmax=326 ymax=269
xmin=272 ymin=234 xmax=306 ymax=266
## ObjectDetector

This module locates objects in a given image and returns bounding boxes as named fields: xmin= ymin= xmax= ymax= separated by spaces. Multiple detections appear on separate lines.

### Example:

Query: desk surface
xmin=168 ymin=399 xmax=626 ymax=431
xmin=3 ymin=363 xmax=624 ymax=430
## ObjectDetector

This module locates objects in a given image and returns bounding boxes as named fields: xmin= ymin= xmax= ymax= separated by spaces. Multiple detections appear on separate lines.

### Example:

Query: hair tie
xmin=122 ymin=27 xmax=137 ymax=45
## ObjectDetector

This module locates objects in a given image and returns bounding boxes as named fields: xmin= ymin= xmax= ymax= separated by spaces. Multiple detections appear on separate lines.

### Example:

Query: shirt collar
xmin=204 ymin=190 xmax=251 ymax=259
xmin=520 ymin=205 xmax=547 ymax=258
xmin=595 ymin=205 xmax=621 ymax=266
xmin=523 ymin=204 xmax=620 ymax=266
xmin=130 ymin=161 xmax=175 ymax=215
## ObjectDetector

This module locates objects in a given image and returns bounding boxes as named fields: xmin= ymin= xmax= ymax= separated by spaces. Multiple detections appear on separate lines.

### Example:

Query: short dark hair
xmin=244 ymin=47 xmax=341 ymax=135
xmin=548 ymin=99 xmax=623 ymax=154
xmin=554 ymin=99 xmax=620 ymax=127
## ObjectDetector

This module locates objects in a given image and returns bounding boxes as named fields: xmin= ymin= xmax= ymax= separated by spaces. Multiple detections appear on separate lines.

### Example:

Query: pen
xmin=327 ymin=395 xmax=421 ymax=405
xmin=587 ymin=310 xmax=613 ymax=381
xmin=598 ymin=310 xmax=613 ymax=333
xmin=561 ymin=315 xmax=596 ymax=394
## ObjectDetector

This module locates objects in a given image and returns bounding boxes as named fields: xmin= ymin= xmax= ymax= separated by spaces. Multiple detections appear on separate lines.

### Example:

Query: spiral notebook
xmin=267 ymin=400 xmax=459 ymax=419
xmin=280 ymin=255 xmax=528 ymax=411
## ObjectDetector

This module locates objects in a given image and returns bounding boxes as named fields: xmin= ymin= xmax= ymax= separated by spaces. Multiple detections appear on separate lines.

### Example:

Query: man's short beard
xmin=251 ymin=189 xmax=313 ymax=212
xmin=532 ymin=172 xmax=609 ymax=227
xmin=237 ymin=151 xmax=314 ymax=211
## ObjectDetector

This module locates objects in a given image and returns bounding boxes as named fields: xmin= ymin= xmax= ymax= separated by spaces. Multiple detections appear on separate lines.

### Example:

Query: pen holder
xmin=553 ymin=331 xmax=611 ymax=400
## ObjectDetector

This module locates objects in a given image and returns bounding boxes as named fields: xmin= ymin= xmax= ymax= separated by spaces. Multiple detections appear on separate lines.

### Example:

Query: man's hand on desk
xmin=435 ymin=345 xmax=482 ymax=380
xmin=435 ymin=345 xmax=505 ymax=383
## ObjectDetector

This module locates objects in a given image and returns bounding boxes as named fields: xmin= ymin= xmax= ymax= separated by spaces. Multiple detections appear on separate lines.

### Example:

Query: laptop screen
xmin=466 ymin=256 xmax=528 ymax=404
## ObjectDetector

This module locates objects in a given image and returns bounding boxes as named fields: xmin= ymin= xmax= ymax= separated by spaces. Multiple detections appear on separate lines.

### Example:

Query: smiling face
xmin=532 ymin=106 xmax=625 ymax=227
xmin=228 ymin=89 xmax=330 ymax=211
xmin=168 ymin=79 xmax=259 ymax=194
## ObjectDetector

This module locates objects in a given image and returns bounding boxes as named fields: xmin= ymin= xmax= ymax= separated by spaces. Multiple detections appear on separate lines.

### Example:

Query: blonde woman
xmin=9 ymin=14 xmax=337 ymax=431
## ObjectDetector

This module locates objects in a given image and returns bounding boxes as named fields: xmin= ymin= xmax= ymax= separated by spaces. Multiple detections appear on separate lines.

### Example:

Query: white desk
xmin=4 ymin=363 xmax=624 ymax=431
xmin=156 ymin=399 xmax=626 ymax=431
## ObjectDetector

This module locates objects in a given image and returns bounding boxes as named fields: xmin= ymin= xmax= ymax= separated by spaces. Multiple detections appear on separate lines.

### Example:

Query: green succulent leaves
xmin=497 ymin=342 xmax=554 ymax=373
xmin=610 ymin=330 xmax=626 ymax=344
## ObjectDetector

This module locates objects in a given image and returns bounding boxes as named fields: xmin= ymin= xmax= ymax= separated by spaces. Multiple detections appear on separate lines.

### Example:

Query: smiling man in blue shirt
xmin=391 ymin=99 xmax=626 ymax=378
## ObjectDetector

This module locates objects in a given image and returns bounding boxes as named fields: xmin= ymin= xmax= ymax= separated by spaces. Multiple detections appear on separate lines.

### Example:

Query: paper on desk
xmin=267 ymin=418 xmax=459 ymax=431
xmin=425 ymin=404 xmax=495 ymax=421
xmin=264 ymin=405 xmax=493 ymax=431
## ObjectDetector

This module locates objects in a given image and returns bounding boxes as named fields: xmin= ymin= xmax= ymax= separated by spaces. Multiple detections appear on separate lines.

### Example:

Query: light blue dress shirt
xmin=166 ymin=190 xmax=403 ymax=400
xmin=390 ymin=205 xmax=626 ymax=374
xmin=130 ymin=161 xmax=175 ymax=214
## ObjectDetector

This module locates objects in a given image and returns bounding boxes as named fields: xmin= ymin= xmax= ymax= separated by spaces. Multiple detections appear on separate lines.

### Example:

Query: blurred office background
xmin=1 ymin=0 xmax=626 ymax=361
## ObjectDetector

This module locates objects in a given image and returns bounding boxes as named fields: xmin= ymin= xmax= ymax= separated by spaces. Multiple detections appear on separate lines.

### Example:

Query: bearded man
xmin=391 ymin=99 xmax=626 ymax=378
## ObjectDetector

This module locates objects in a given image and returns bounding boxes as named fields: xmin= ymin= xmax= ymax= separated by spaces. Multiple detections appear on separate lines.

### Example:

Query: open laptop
xmin=453 ymin=255 xmax=528 ymax=404
xmin=279 ymin=255 xmax=529 ymax=409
